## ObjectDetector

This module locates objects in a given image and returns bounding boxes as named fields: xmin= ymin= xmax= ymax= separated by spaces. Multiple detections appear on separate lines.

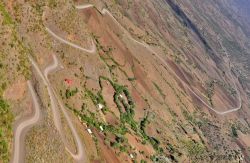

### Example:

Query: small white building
xmin=100 ymin=126 xmax=104 ymax=131
xmin=119 ymin=94 xmax=123 ymax=98
xmin=87 ymin=128 xmax=92 ymax=134
xmin=97 ymin=104 xmax=104 ymax=110
xmin=129 ymin=154 xmax=134 ymax=159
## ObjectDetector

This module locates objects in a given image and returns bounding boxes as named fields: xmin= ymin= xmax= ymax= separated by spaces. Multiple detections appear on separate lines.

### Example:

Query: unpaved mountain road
xmin=29 ymin=54 xmax=87 ymax=162
xmin=45 ymin=27 xmax=96 ymax=54
xmin=12 ymin=3 xmax=243 ymax=163
xmin=44 ymin=55 xmax=86 ymax=162
xmin=75 ymin=4 xmax=242 ymax=115
xmin=12 ymin=9 xmax=96 ymax=162
xmin=12 ymin=81 xmax=41 ymax=163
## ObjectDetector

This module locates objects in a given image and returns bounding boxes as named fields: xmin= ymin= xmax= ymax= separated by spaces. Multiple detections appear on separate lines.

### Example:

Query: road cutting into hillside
xmin=12 ymin=81 xmax=41 ymax=163
xmin=29 ymin=55 xmax=87 ymax=163
xmin=29 ymin=57 xmax=64 ymax=137
xmin=75 ymin=4 xmax=242 ymax=115
xmin=44 ymin=55 xmax=87 ymax=162
xmin=45 ymin=27 xmax=96 ymax=54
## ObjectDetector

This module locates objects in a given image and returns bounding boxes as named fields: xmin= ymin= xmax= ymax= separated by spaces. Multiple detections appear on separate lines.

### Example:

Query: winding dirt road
xmin=15 ymin=7 xmax=99 ymax=162
xmin=29 ymin=56 xmax=63 ymax=133
xmin=44 ymin=55 xmax=86 ymax=162
xmin=75 ymin=4 xmax=242 ymax=115
xmin=29 ymin=55 xmax=87 ymax=162
xmin=45 ymin=27 xmax=96 ymax=54
xmin=12 ymin=81 xmax=41 ymax=163
xmin=11 ymin=3 xmax=243 ymax=163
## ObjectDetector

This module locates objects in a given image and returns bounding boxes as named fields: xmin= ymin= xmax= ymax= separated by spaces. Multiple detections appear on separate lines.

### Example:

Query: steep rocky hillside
xmin=0 ymin=0 xmax=250 ymax=162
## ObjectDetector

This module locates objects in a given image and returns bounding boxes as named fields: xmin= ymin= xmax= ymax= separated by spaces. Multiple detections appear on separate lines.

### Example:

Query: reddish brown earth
xmin=1 ymin=0 xmax=250 ymax=162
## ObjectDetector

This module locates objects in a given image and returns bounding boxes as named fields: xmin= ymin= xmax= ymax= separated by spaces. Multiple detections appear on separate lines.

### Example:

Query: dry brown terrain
xmin=0 ymin=0 xmax=250 ymax=162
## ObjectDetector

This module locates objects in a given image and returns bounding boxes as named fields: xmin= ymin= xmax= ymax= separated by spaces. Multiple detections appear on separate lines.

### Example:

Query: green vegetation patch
xmin=140 ymin=113 xmax=161 ymax=151
xmin=231 ymin=125 xmax=238 ymax=138
xmin=99 ymin=76 xmax=137 ymax=131
xmin=0 ymin=4 xmax=27 ymax=161
xmin=65 ymin=88 xmax=78 ymax=99
xmin=0 ymin=3 xmax=31 ymax=79
xmin=0 ymin=97 xmax=14 ymax=163
xmin=85 ymin=89 xmax=108 ymax=113
xmin=184 ymin=140 xmax=205 ymax=160
xmin=79 ymin=33 xmax=163 ymax=155
xmin=0 ymin=2 xmax=14 ymax=25
xmin=205 ymin=80 xmax=215 ymax=106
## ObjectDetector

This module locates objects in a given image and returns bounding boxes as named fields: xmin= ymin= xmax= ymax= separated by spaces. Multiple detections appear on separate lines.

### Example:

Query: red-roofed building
xmin=64 ymin=79 xmax=73 ymax=86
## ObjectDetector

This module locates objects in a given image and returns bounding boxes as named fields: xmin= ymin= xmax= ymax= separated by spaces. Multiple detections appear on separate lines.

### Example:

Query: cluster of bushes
xmin=86 ymin=90 xmax=104 ymax=105
xmin=174 ymin=55 xmax=181 ymax=64
xmin=68 ymin=104 xmax=134 ymax=154
xmin=105 ymin=124 xmax=127 ymax=136
xmin=206 ymin=80 xmax=215 ymax=106
xmin=94 ymin=25 xmax=170 ymax=155
xmin=182 ymin=109 xmax=196 ymax=124
xmin=184 ymin=140 xmax=205 ymax=160
xmin=76 ymin=111 xmax=103 ymax=129
xmin=99 ymin=76 xmax=137 ymax=131
xmin=110 ymin=135 xmax=130 ymax=153
xmin=0 ymin=4 xmax=15 ymax=158
xmin=2 ymin=0 xmax=31 ymax=79
xmin=120 ymin=113 xmax=137 ymax=131
xmin=123 ymin=88 xmax=135 ymax=108
xmin=99 ymin=76 xmax=164 ymax=153
xmin=68 ymin=103 xmax=128 ymax=136
xmin=113 ymin=87 xmax=137 ymax=131
xmin=48 ymin=0 xmax=57 ymax=8
xmin=231 ymin=125 xmax=238 ymax=138
xmin=86 ymin=89 xmax=108 ymax=113
xmin=0 ymin=2 xmax=13 ymax=25
xmin=65 ymin=88 xmax=78 ymax=99
xmin=114 ymin=92 xmax=137 ymax=131
xmin=128 ymin=77 xmax=136 ymax=81
xmin=139 ymin=114 xmax=161 ymax=151
xmin=0 ymin=97 xmax=13 ymax=162
xmin=217 ymin=81 xmax=237 ymax=97
xmin=0 ymin=131 xmax=8 ymax=162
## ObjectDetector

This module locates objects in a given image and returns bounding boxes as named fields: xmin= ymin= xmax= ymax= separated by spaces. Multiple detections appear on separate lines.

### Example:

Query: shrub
xmin=65 ymin=88 xmax=78 ymax=99
xmin=0 ymin=132 xmax=8 ymax=162
xmin=0 ymin=96 xmax=13 ymax=162
xmin=231 ymin=125 xmax=238 ymax=138
xmin=0 ymin=2 xmax=14 ymax=25
xmin=128 ymin=77 xmax=136 ymax=81
xmin=184 ymin=140 xmax=205 ymax=159
xmin=0 ymin=99 xmax=9 ymax=115
xmin=167 ymin=143 xmax=175 ymax=154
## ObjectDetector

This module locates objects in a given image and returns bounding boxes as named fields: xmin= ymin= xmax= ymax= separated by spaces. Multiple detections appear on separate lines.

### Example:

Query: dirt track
xmin=29 ymin=54 xmax=88 ymax=162
xmin=76 ymin=3 xmax=242 ymax=115
xmin=12 ymin=81 xmax=41 ymax=163
xmin=12 ymin=3 xmax=243 ymax=163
